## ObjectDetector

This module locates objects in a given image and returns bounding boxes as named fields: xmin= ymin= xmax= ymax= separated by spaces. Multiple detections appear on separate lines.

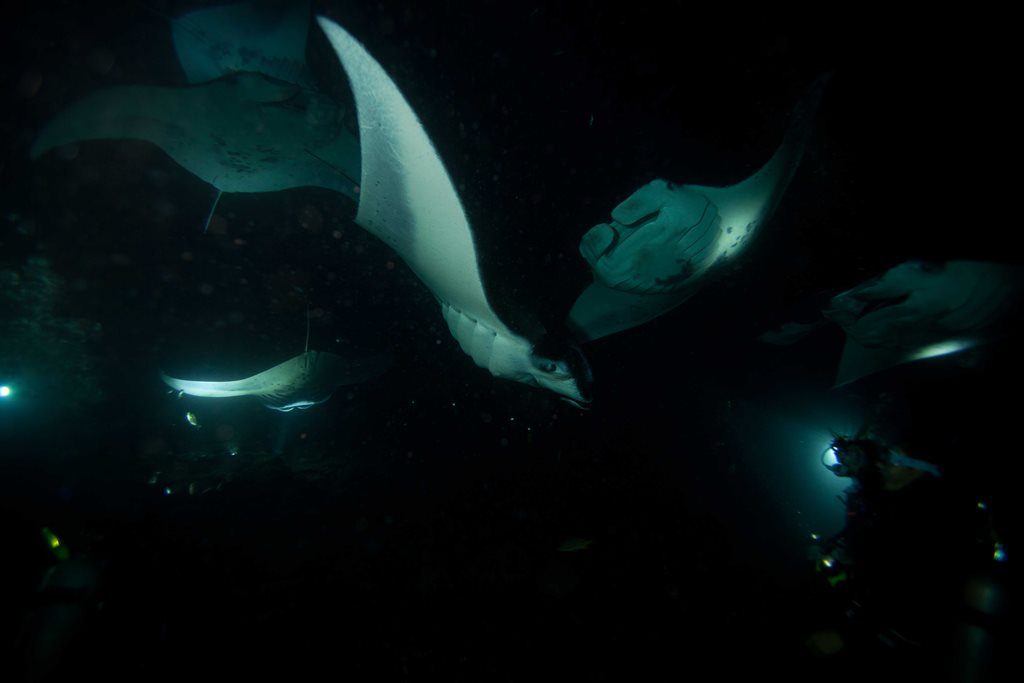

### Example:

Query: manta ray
xmin=32 ymin=2 xmax=824 ymax=404
xmin=32 ymin=4 xmax=592 ymax=404
xmin=823 ymin=260 xmax=1023 ymax=386
xmin=30 ymin=72 xmax=361 ymax=201
xmin=759 ymin=260 xmax=1023 ymax=386
xmin=161 ymin=349 xmax=390 ymax=412
xmin=566 ymin=76 xmax=828 ymax=343
xmin=31 ymin=1 xmax=361 ymax=203
xmin=315 ymin=17 xmax=592 ymax=405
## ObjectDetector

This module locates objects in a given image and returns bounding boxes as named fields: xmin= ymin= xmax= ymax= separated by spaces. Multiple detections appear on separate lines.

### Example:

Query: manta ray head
xmin=528 ymin=334 xmax=593 ymax=407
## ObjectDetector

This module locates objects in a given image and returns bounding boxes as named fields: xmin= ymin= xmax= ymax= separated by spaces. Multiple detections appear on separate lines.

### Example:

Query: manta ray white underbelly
xmin=315 ymin=16 xmax=590 ymax=404
xmin=161 ymin=350 xmax=389 ymax=411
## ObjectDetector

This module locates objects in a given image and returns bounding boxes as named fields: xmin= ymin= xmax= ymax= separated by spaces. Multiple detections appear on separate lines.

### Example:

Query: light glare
xmin=822 ymin=447 xmax=839 ymax=468
xmin=909 ymin=339 xmax=973 ymax=362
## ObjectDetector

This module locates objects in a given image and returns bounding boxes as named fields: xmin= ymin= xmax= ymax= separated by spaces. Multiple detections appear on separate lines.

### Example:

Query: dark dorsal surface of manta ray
xmin=172 ymin=1 xmax=314 ymax=88
xmin=567 ymin=76 xmax=829 ymax=343
xmin=30 ymin=71 xmax=361 ymax=200
xmin=33 ymin=1 xmax=361 ymax=200
xmin=161 ymin=349 xmax=391 ymax=412
xmin=822 ymin=260 xmax=1024 ymax=387
xmin=315 ymin=17 xmax=592 ymax=406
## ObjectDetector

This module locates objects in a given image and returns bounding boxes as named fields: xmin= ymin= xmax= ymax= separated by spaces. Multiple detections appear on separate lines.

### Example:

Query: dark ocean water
xmin=1 ymin=3 xmax=1016 ymax=680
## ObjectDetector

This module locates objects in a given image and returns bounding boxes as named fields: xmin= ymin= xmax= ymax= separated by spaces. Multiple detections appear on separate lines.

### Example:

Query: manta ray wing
xmin=161 ymin=350 xmax=390 ymax=409
xmin=31 ymin=74 xmax=359 ymax=198
xmin=315 ymin=17 xmax=502 ymax=334
xmin=315 ymin=17 xmax=589 ymax=402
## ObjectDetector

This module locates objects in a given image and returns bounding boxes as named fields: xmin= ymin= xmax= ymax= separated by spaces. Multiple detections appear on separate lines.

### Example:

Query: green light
xmin=810 ymin=533 xmax=820 ymax=541
xmin=41 ymin=527 xmax=69 ymax=561
xmin=993 ymin=543 xmax=1007 ymax=562
xmin=0 ymin=385 xmax=11 ymax=398
xmin=827 ymin=571 xmax=848 ymax=587
xmin=977 ymin=501 xmax=988 ymax=510
xmin=821 ymin=556 xmax=834 ymax=569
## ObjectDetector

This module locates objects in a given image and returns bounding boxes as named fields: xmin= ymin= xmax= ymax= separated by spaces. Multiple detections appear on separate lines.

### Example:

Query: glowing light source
xmin=908 ymin=339 xmax=974 ymax=362
xmin=993 ymin=543 xmax=1007 ymax=562
xmin=822 ymin=447 xmax=839 ymax=469
xmin=821 ymin=555 xmax=835 ymax=569
xmin=41 ymin=527 xmax=69 ymax=560
xmin=810 ymin=533 xmax=820 ymax=541
xmin=977 ymin=501 xmax=988 ymax=511
xmin=164 ymin=487 xmax=172 ymax=496
xmin=0 ymin=385 xmax=11 ymax=398
xmin=42 ymin=528 xmax=61 ymax=549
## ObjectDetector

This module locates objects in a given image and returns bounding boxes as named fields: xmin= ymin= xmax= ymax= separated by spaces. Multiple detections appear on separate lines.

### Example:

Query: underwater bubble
xmin=298 ymin=205 xmax=324 ymax=233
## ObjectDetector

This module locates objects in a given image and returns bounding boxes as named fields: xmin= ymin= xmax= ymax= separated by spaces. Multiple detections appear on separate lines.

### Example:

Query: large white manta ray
xmin=30 ymin=3 xmax=824 ymax=404
xmin=567 ymin=76 xmax=828 ymax=343
xmin=161 ymin=349 xmax=390 ymax=412
xmin=315 ymin=17 xmax=592 ymax=405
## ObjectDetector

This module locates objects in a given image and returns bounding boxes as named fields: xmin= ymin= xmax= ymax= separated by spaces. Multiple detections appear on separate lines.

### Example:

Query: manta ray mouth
xmin=855 ymin=292 xmax=910 ymax=320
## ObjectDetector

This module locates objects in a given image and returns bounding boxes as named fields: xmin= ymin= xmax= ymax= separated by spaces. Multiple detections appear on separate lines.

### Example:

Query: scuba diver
xmin=825 ymin=432 xmax=942 ymax=492
xmin=806 ymin=424 xmax=1008 ymax=679
xmin=14 ymin=527 xmax=107 ymax=681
